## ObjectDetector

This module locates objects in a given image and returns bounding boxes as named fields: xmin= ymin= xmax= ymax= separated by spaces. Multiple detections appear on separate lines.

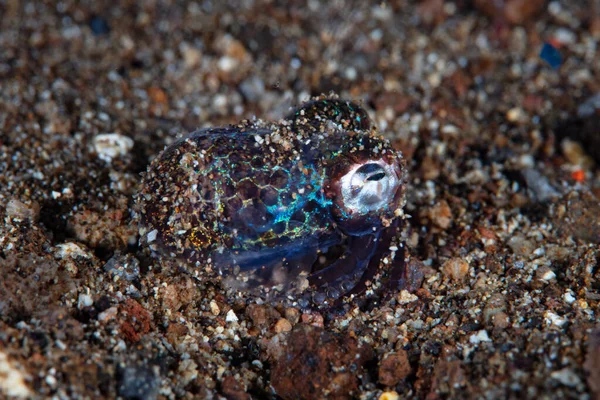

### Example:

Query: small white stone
xmin=225 ymin=309 xmax=238 ymax=323
xmin=544 ymin=311 xmax=567 ymax=327
xmin=370 ymin=29 xmax=383 ymax=41
xmin=550 ymin=368 xmax=582 ymax=387
xmin=469 ymin=330 xmax=492 ymax=344
xmin=506 ymin=107 xmax=526 ymax=123
xmin=372 ymin=4 xmax=392 ymax=20
xmin=554 ymin=28 xmax=576 ymax=45
xmin=55 ymin=242 xmax=91 ymax=260
xmin=345 ymin=67 xmax=357 ymax=81
xmin=78 ymin=294 xmax=94 ymax=309
xmin=0 ymin=351 xmax=31 ymax=398
xmin=147 ymin=229 xmax=158 ymax=243
xmin=539 ymin=269 xmax=557 ymax=282
xmin=217 ymin=56 xmax=237 ymax=73
xmin=441 ymin=125 xmax=459 ymax=135
xmin=93 ymin=133 xmax=134 ymax=163
xmin=563 ymin=292 xmax=576 ymax=304
xmin=213 ymin=94 xmax=228 ymax=109
xmin=45 ymin=374 xmax=57 ymax=387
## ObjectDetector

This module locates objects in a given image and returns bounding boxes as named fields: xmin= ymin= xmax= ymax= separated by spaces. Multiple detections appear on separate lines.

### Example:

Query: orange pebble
xmin=571 ymin=169 xmax=585 ymax=182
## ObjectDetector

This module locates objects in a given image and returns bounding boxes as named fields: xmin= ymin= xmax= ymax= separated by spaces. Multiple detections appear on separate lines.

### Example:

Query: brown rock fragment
xmin=492 ymin=312 xmax=510 ymax=329
xmin=483 ymin=293 xmax=507 ymax=326
xmin=430 ymin=358 xmax=467 ymax=395
xmin=245 ymin=304 xmax=281 ymax=331
xmin=39 ymin=308 xmax=85 ymax=341
xmin=584 ymin=325 xmax=600 ymax=399
xmin=552 ymin=191 xmax=600 ymax=244
xmin=420 ymin=155 xmax=440 ymax=181
xmin=284 ymin=307 xmax=300 ymax=324
xmin=273 ymin=318 xmax=292 ymax=333
xmin=147 ymin=87 xmax=168 ymax=105
xmin=442 ymin=258 xmax=470 ymax=281
xmin=270 ymin=325 xmax=373 ymax=400
xmin=165 ymin=323 xmax=189 ymax=346
xmin=429 ymin=200 xmax=452 ymax=230
xmin=473 ymin=0 xmax=546 ymax=25
xmin=221 ymin=376 xmax=251 ymax=400
xmin=507 ymin=235 xmax=535 ymax=257
xmin=417 ymin=0 xmax=447 ymax=27
xmin=403 ymin=257 xmax=426 ymax=292
xmin=6 ymin=199 xmax=40 ymax=222
xmin=119 ymin=299 xmax=153 ymax=343
xmin=375 ymin=91 xmax=412 ymax=114
xmin=0 ymin=255 xmax=77 ymax=320
xmin=591 ymin=16 xmax=600 ymax=38
xmin=378 ymin=350 xmax=412 ymax=386
xmin=68 ymin=209 xmax=136 ymax=252
xmin=301 ymin=312 xmax=324 ymax=328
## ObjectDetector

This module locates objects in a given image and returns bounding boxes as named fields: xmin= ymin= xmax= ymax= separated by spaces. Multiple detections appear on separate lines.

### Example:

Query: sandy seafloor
xmin=1 ymin=0 xmax=600 ymax=399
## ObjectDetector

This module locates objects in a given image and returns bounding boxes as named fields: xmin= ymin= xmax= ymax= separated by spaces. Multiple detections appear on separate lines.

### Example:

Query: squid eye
xmin=339 ymin=161 xmax=399 ymax=215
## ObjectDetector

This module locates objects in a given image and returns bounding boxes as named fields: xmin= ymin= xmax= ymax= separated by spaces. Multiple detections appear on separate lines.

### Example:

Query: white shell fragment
xmin=93 ymin=133 xmax=134 ymax=162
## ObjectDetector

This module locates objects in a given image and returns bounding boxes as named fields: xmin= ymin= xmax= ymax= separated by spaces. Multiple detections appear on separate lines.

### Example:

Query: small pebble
xmin=209 ymin=301 xmax=220 ymax=316
xmin=397 ymin=290 xmax=419 ymax=304
xmin=226 ymin=309 xmax=239 ymax=323
xmin=93 ymin=133 xmax=134 ymax=163
xmin=469 ymin=330 xmax=492 ymax=344
xmin=98 ymin=306 xmax=118 ymax=322
xmin=378 ymin=392 xmax=400 ymax=400
xmin=442 ymin=258 xmax=470 ymax=281
xmin=181 ymin=43 xmax=202 ymax=68
xmin=551 ymin=368 xmax=583 ymax=388
xmin=506 ymin=107 xmax=527 ymax=123
xmin=54 ymin=242 xmax=92 ymax=260
xmin=378 ymin=350 xmax=412 ymax=386
xmin=429 ymin=200 xmax=452 ymax=229
xmin=274 ymin=318 xmax=293 ymax=333
xmin=77 ymin=294 xmax=94 ymax=310
xmin=536 ymin=267 xmax=557 ymax=283
xmin=545 ymin=311 xmax=567 ymax=327
xmin=0 ymin=352 xmax=31 ymax=398
xmin=6 ymin=199 xmax=40 ymax=222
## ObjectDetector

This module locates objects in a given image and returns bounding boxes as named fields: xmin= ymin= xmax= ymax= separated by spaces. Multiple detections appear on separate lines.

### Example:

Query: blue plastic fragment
xmin=540 ymin=42 xmax=562 ymax=70
xmin=89 ymin=16 xmax=110 ymax=35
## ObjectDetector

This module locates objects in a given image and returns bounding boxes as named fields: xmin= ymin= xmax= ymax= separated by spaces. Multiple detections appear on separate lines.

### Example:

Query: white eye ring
xmin=339 ymin=159 xmax=399 ymax=215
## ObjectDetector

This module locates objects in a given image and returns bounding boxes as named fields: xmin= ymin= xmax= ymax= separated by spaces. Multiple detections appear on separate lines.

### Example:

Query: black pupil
xmin=366 ymin=172 xmax=386 ymax=181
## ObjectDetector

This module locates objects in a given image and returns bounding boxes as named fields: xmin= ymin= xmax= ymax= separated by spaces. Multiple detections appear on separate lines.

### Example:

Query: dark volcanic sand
xmin=1 ymin=1 xmax=600 ymax=399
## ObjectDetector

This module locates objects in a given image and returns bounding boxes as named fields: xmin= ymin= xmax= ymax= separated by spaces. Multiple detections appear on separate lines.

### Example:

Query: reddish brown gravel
xmin=1 ymin=1 xmax=600 ymax=399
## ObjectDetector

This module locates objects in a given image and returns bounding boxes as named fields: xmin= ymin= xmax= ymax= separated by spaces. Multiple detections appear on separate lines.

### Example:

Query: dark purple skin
xmin=136 ymin=98 xmax=409 ymax=310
